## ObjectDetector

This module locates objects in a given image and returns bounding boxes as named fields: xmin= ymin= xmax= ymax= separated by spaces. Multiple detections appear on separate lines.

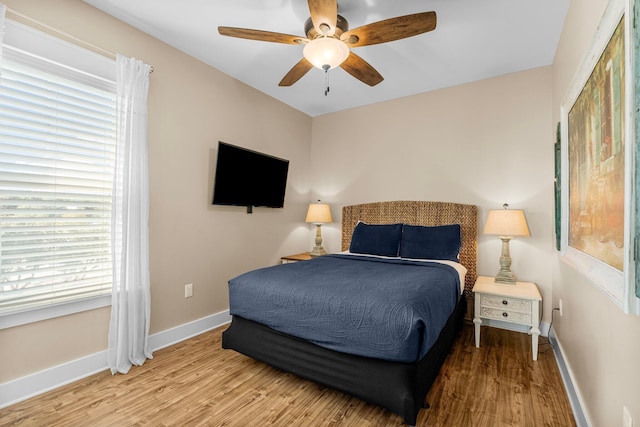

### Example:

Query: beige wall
xmin=0 ymin=0 xmax=312 ymax=382
xmin=310 ymin=67 xmax=555 ymax=320
xmin=3 ymin=2 xmax=639 ymax=425
xmin=552 ymin=0 xmax=640 ymax=425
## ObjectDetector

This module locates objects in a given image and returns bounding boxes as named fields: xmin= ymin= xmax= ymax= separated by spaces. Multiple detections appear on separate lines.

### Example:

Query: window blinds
xmin=0 ymin=48 xmax=117 ymax=314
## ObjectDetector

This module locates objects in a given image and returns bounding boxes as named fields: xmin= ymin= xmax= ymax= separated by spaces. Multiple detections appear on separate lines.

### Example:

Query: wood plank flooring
xmin=0 ymin=323 xmax=575 ymax=426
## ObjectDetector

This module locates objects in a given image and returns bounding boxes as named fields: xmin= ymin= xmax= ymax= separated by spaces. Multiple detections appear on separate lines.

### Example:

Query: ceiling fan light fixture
xmin=303 ymin=37 xmax=349 ymax=70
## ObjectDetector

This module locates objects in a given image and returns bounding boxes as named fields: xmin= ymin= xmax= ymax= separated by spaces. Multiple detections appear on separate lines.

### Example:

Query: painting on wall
xmin=567 ymin=16 xmax=625 ymax=271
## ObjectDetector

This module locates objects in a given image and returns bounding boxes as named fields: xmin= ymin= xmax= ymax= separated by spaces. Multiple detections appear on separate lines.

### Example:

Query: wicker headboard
xmin=342 ymin=201 xmax=478 ymax=295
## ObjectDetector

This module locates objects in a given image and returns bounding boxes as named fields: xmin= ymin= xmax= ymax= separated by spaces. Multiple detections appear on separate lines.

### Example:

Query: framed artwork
xmin=560 ymin=0 xmax=633 ymax=310
xmin=568 ymin=17 xmax=625 ymax=270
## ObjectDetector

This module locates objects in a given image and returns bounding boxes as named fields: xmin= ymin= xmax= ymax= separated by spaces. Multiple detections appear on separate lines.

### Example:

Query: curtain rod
xmin=5 ymin=7 xmax=154 ymax=73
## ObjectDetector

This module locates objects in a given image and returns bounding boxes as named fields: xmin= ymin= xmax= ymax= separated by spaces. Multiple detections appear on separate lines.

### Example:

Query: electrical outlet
xmin=559 ymin=299 xmax=563 ymax=317
xmin=185 ymin=283 xmax=193 ymax=298
xmin=623 ymin=406 xmax=633 ymax=427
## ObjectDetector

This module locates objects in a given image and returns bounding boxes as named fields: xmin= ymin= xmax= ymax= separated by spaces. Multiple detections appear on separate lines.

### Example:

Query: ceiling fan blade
xmin=340 ymin=52 xmax=383 ymax=86
xmin=341 ymin=11 xmax=437 ymax=47
xmin=279 ymin=58 xmax=314 ymax=86
xmin=218 ymin=27 xmax=307 ymax=45
xmin=308 ymin=0 xmax=338 ymax=36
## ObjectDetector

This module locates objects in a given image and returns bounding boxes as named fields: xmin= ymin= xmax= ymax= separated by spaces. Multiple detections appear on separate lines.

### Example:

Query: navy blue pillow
xmin=400 ymin=224 xmax=461 ymax=261
xmin=349 ymin=222 xmax=402 ymax=257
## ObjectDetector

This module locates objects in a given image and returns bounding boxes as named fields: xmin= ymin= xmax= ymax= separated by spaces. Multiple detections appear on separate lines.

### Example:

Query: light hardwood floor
xmin=0 ymin=323 xmax=575 ymax=426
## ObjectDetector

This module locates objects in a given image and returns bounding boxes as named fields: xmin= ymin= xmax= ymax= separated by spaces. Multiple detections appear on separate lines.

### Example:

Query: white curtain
xmin=108 ymin=54 xmax=152 ymax=375
xmin=0 ymin=3 xmax=6 ymax=69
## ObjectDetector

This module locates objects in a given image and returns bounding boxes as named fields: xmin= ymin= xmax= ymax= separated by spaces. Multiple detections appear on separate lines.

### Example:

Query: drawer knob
xmin=502 ymin=300 xmax=508 ymax=305
xmin=502 ymin=312 xmax=508 ymax=318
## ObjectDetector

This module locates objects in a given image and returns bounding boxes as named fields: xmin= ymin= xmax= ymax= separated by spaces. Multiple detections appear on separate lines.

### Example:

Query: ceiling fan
xmin=218 ymin=0 xmax=437 ymax=88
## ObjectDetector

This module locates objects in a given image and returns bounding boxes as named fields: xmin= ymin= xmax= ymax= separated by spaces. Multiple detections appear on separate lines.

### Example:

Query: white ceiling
xmin=84 ymin=0 xmax=570 ymax=117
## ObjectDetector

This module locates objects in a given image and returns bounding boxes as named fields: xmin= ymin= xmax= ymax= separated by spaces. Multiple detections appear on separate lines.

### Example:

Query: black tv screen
xmin=212 ymin=141 xmax=289 ymax=209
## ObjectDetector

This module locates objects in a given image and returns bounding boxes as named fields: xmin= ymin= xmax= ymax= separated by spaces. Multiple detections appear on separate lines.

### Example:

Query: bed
xmin=222 ymin=201 xmax=477 ymax=425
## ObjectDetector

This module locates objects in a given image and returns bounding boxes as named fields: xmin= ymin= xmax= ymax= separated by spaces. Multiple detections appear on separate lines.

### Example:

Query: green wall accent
xmin=635 ymin=0 xmax=640 ymax=298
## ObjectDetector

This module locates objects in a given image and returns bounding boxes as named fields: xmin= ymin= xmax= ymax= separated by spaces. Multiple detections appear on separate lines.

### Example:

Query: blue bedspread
xmin=228 ymin=254 xmax=461 ymax=363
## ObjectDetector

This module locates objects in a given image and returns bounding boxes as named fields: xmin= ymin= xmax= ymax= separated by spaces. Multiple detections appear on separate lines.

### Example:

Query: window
xmin=0 ymin=20 xmax=117 ymax=324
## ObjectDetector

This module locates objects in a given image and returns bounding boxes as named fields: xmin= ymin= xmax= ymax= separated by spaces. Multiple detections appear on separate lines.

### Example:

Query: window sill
xmin=0 ymin=295 xmax=112 ymax=330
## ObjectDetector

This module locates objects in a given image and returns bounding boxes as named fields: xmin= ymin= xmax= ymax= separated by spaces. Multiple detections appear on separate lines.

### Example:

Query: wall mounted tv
xmin=212 ymin=141 xmax=289 ymax=213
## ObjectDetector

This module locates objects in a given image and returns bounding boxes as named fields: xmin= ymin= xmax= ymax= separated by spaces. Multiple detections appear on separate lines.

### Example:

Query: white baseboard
xmin=148 ymin=310 xmax=231 ymax=351
xmin=0 ymin=349 xmax=110 ymax=410
xmin=549 ymin=327 xmax=591 ymax=427
xmin=0 ymin=310 xmax=231 ymax=409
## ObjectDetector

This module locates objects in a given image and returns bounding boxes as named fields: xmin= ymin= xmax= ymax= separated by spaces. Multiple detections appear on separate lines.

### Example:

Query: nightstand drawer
xmin=480 ymin=294 xmax=531 ymax=312
xmin=479 ymin=306 xmax=531 ymax=324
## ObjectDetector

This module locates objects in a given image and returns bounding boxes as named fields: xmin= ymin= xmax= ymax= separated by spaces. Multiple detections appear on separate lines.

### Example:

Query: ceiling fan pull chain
xmin=323 ymin=64 xmax=330 ymax=96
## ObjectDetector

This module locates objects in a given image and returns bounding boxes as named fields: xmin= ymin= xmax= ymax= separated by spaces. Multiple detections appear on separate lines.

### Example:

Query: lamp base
xmin=309 ymin=223 xmax=326 ymax=257
xmin=494 ymin=236 xmax=516 ymax=284
xmin=494 ymin=270 xmax=516 ymax=285
xmin=309 ymin=246 xmax=326 ymax=257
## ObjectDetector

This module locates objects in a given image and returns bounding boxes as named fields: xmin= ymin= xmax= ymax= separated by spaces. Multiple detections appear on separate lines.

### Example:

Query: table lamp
xmin=483 ymin=204 xmax=531 ymax=284
xmin=305 ymin=200 xmax=332 ymax=256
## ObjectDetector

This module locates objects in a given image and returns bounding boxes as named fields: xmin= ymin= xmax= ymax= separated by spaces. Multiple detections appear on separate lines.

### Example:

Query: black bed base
xmin=222 ymin=294 xmax=466 ymax=426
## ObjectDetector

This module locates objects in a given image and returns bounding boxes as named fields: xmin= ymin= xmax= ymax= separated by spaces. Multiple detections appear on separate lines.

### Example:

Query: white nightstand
xmin=472 ymin=275 xmax=542 ymax=361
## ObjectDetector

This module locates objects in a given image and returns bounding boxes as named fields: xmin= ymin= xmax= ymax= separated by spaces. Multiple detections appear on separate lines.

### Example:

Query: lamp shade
xmin=306 ymin=203 xmax=332 ymax=224
xmin=483 ymin=209 xmax=531 ymax=237
xmin=303 ymin=37 xmax=350 ymax=70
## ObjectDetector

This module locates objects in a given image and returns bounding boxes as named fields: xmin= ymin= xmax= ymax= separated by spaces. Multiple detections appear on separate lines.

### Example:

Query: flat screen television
xmin=212 ymin=141 xmax=289 ymax=212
